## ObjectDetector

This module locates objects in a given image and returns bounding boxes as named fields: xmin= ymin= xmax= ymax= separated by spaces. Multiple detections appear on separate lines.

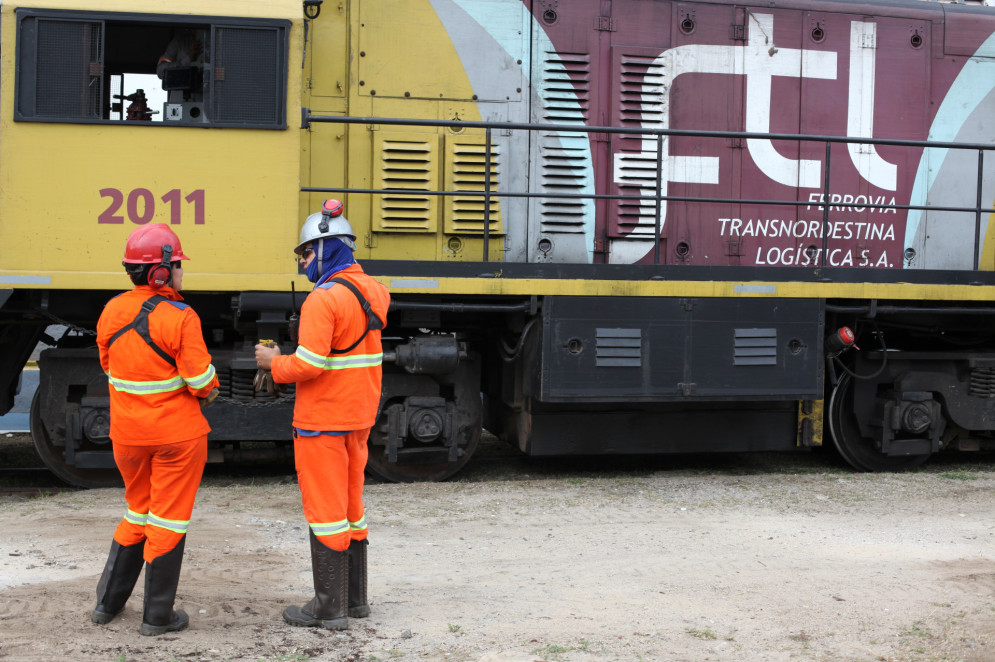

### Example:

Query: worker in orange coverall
xmin=254 ymin=199 xmax=390 ymax=630
xmin=91 ymin=223 xmax=219 ymax=636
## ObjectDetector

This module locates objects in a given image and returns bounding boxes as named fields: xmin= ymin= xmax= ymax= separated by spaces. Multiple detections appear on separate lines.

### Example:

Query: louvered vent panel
xmin=615 ymin=54 xmax=667 ymax=235
xmin=619 ymin=54 xmax=665 ymax=127
xmin=733 ymin=329 xmax=777 ymax=366
xmin=373 ymin=136 xmax=437 ymax=231
xmin=969 ymin=367 xmax=995 ymax=397
xmin=539 ymin=51 xmax=591 ymax=235
xmin=444 ymin=141 xmax=502 ymax=234
xmin=615 ymin=152 xmax=660 ymax=235
xmin=596 ymin=328 xmax=642 ymax=368
xmin=539 ymin=140 xmax=589 ymax=235
xmin=542 ymin=52 xmax=590 ymax=122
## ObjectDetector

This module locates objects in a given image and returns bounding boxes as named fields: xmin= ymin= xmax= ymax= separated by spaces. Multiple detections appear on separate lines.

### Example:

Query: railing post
xmin=821 ymin=141 xmax=832 ymax=267
xmin=484 ymin=127 xmax=492 ymax=262
xmin=654 ymin=132 xmax=664 ymax=265
xmin=975 ymin=148 xmax=984 ymax=271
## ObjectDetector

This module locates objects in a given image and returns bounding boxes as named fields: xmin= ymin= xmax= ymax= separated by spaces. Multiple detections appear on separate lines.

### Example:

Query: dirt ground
xmin=1 ymin=434 xmax=995 ymax=662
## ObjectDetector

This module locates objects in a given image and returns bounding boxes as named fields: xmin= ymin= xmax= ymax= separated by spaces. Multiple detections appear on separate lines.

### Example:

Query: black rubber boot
xmin=139 ymin=537 xmax=189 ymax=636
xmin=283 ymin=531 xmax=349 ymax=630
xmin=91 ymin=540 xmax=146 ymax=624
xmin=347 ymin=539 xmax=370 ymax=618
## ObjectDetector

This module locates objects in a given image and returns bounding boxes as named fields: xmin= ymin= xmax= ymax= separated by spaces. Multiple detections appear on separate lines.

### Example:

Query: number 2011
xmin=98 ymin=188 xmax=206 ymax=225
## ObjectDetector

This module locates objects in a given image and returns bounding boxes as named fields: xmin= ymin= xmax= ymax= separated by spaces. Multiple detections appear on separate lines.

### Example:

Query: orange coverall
xmin=97 ymin=285 xmax=219 ymax=561
xmin=271 ymin=263 xmax=390 ymax=552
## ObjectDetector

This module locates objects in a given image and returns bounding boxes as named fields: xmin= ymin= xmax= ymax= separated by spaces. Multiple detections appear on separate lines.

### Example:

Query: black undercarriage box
xmin=538 ymin=296 xmax=824 ymax=403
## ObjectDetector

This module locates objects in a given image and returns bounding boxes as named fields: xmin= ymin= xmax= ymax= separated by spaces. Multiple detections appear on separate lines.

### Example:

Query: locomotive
xmin=1 ymin=0 xmax=994 ymax=487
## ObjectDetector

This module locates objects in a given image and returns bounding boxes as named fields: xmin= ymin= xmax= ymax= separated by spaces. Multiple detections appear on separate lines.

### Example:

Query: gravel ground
xmin=1 ymin=433 xmax=994 ymax=662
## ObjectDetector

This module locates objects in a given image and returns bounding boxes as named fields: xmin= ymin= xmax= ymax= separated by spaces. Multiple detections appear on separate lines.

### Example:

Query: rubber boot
xmin=283 ymin=531 xmax=349 ymax=630
xmin=91 ymin=540 xmax=146 ymax=624
xmin=347 ymin=539 xmax=370 ymax=618
xmin=139 ymin=537 xmax=189 ymax=636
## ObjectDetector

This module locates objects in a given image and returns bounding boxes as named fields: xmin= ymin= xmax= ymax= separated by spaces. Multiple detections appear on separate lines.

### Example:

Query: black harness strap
xmin=327 ymin=277 xmax=385 ymax=355
xmin=107 ymin=295 xmax=177 ymax=367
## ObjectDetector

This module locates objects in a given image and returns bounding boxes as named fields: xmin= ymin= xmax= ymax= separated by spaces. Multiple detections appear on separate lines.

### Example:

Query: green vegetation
xmin=685 ymin=627 xmax=718 ymax=640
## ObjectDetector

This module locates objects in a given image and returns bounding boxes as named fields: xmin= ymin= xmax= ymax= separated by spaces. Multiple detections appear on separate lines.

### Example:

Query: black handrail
xmin=302 ymin=112 xmax=995 ymax=268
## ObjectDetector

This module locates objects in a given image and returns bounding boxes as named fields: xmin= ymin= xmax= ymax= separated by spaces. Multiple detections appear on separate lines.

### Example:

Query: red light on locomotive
xmin=826 ymin=326 xmax=856 ymax=354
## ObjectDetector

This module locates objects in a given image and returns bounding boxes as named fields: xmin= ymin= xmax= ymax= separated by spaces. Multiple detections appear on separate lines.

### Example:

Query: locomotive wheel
xmin=30 ymin=391 xmax=123 ymax=489
xmin=365 ymin=425 xmax=481 ymax=483
xmin=827 ymin=374 xmax=931 ymax=472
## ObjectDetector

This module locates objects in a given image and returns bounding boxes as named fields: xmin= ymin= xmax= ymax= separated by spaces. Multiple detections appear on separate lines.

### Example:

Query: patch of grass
xmin=938 ymin=471 xmax=981 ymax=481
xmin=447 ymin=622 xmax=461 ymax=633
xmin=533 ymin=643 xmax=569 ymax=660
xmin=685 ymin=627 xmax=718 ymax=640
xmin=903 ymin=621 xmax=933 ymax=639
xmin=531 ymin=640 xmax=599 ymax=661
xmin=789 ymin=631 xmax=813 ymax=651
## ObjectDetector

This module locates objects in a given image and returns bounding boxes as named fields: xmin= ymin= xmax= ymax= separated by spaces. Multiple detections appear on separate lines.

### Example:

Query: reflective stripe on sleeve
xmin=295 ymin=345 xmax=327 ymax=369
xmin=309 ymin=519 xmax=349 ymax=537
xmin=108 ymin=374 xmax=185 ymax=395
xmin=325 ymin=353 xmax=383 ymax=370
xmin=147 ymin=511 xmax=190 ymax=535
xmin=296 ymin=346 xmax=382 ymax=371
xmin=184 ymin=364 xmax=217 ymax=389
xmin=349 ymin=515 xmax=367 ymax=532
xmin=125 ymin=509 xmax=148 ymax=527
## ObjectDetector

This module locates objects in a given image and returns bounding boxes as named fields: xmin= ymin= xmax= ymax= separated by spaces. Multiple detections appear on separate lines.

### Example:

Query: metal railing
xmin=302 ymin=113 xmax=995 ymax=268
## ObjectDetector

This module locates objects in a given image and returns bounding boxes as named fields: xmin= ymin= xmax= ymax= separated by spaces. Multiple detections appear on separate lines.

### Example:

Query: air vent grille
xmin=374 ymin=136 xmax=436 ymax=231
xmin=445 ymin=141 xmax=502 ymax=234
xmin=538 ymin=51 xmax=591 ymax=235
xmin=734 ymin=328 xmax=777 ymax=366
xmin=596 ymin=328 xmax=642 ymax=367
xmin=969 ymin=366 xmax=995 ymax=397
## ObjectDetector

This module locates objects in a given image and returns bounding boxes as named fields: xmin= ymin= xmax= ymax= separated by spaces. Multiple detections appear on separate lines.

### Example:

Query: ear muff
xmin=318 ymin=198 xmax=343 ymax=233
xmin=147 ymin=244 xmax=174 ymax=289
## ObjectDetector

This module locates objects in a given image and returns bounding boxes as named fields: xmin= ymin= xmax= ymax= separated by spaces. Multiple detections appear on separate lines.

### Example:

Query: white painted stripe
xmin=846 ymin=22 xmax=897 ymax=191
xmin=735 ymin=284 xmax=777 ymax=294
xmin=390 ymin=279 xmax=440 ymax=289
xmin=0 ymin=275 xmax=52 ymax=285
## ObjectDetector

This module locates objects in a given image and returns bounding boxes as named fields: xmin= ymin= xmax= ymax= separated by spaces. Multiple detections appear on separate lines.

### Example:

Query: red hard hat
xmin=122 ymin=224 xmax=190 ymax=264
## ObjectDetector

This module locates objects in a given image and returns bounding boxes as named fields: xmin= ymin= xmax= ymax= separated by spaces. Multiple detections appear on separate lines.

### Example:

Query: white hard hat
xmin=296 ymin=199 xmax=357 ymax=253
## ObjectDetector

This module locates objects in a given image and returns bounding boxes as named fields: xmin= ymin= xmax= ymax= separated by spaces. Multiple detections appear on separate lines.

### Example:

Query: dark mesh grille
xmin=36 ymin=19 xmax=101 ymax=118
xmin=213 ymin=27 xmax=280 ymax=124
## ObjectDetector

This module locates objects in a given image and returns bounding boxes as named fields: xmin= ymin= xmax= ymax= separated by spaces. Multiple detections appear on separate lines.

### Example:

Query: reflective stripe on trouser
xmin=295 ymin=428 xmax=370 ymax=552
xmin=112 ymin=435 xmax=207 ymax=562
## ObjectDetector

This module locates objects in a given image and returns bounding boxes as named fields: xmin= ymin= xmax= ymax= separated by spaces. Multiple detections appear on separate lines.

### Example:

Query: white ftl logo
xmin=614 ymin=14 xmax=897 ymax=201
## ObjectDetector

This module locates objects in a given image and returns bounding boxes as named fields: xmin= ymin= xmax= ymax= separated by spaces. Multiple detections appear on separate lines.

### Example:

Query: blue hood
xmin=306 ymin=237 xmax=356 ymax=285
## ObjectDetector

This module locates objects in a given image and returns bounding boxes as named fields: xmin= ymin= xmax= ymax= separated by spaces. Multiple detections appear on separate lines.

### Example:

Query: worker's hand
xmin=254 ymin=343 xmax=281 ymax=370
xmin=199 ymin=387 xmax=219 ymax=408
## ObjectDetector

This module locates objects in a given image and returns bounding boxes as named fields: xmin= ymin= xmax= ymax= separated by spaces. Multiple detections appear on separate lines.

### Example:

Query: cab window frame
xmin=14 ymin=8 xmax=289 ymax=130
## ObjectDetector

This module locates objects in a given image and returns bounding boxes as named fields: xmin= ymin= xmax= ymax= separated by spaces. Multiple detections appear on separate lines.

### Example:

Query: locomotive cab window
xmin=14 ymin=9 xmax=288 ymax=129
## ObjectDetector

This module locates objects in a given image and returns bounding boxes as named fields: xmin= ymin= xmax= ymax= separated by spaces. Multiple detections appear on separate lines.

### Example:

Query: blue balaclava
xmin=306 ymin=236 xmax=356 ymax=285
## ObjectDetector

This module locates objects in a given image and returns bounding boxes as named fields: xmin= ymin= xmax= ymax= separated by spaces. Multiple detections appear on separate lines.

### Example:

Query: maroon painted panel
xmin=944 ymin=9 xmax=995 ymax=56
xmin=527 ymin=0 xmax=995 ymax=268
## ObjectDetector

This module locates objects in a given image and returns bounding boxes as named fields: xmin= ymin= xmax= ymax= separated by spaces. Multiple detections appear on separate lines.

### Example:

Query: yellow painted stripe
xmin=372 ymin=276 xmax=995 ymax=302
xmin=981 ymin=198 xmax=995 ymax=270
xmin=10 ymin=271 xmax=995 ymax=302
